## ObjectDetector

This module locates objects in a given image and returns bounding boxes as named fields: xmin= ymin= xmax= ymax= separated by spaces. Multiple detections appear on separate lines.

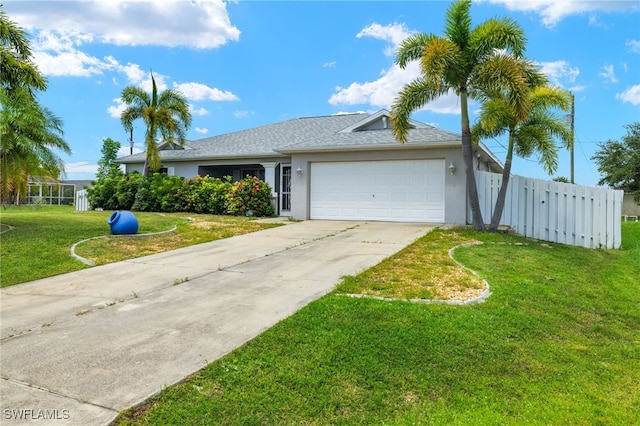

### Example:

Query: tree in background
xmin=552 ymin=176 xmax=571 ymax=184
xmin=96 ymin=137 xmax=123 ymax=180
xmin=390 ymin=0 xmax=531 ymax=231
xmin=592 ymin=122 xmax=640 ymax=203
xmin=120 ymin=72 xmax=192 ymax=176
xmin=472 ymin=82 xmax=572 ymax=231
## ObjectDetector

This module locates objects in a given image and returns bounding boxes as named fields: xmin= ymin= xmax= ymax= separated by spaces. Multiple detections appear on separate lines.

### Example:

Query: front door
xmin=280 ymin=164 xmax=291 ymax=214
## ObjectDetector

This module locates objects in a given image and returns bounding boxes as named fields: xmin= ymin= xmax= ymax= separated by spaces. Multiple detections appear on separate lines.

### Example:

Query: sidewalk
xmin=0 ymin=220 xmax=433 ymax=425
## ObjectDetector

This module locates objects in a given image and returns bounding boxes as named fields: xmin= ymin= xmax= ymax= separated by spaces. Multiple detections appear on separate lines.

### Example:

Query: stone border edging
xmin=70 ymin=225 xmax=178 ymax=266
xmin=0 ymin=224 xmax=14 ymax=235
xmin=340 ymin=240 xmax=491 ymax=306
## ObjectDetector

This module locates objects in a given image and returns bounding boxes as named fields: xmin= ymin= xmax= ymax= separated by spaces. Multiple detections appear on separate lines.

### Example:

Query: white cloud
xmin=107 ymin=98 xmax=127 ymax=119
xmin=190 ymin=106 xmax=210 ymax=117
xmin=33 ymin=49 xmax=106 ymax=77
xmin=174 ymin=82 xmax=239 ymax=101
xmin=108 ymin=79 xmax=235 ymax=120
xmin=332 ymin=111 xmax=368 ymax=116
xmin=4 ymin=0 xmax=240 ymax=49
xmin=616 ymin=85 xmax=640 ymax=105
xmin=195 ymin=127 xmax=209 ymax=134
xmin=328 ymin=22 xmax=460 ymax=114
xmin=117 ymin=62 xmax=148 ymax=85
xmin=356 ymin=22 xmax=411 ymax=57
xmin=478 ymin=0 xmax=639 ymax=27
xmin=599 ymin=64 xmax=618 ymax=83
xmin=329 ymin=61 xmax=417 ymax=108
xmin=4 ymin=1 xmax=240 ymax=83
xmin=234 ymin=110 xmax=254 ymax=118
xmin=64 ymin=161 xmax=99 ymax=174
xmin=323 ymin=61 xmax=337 ymax=68
xmin=627 ymin=39 xmax=640 ymax=54
xmin=357 ymin=22 xmax=411 ymax=46
xmin=538 ymin=60 xmax=580 ymax=87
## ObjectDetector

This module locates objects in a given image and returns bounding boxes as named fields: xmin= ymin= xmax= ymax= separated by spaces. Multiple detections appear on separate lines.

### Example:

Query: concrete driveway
xmin=0 ymin=220 xmax=433 ymax=425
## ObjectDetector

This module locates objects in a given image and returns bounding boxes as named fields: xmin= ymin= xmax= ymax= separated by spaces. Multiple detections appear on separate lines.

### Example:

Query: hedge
xmin=87 ymin=173 xmax=276 ymax=217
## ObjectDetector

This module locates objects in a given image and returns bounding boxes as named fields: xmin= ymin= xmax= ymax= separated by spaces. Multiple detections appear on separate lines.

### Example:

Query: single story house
xmin=117 ymin=109 xmax=502 ymax=224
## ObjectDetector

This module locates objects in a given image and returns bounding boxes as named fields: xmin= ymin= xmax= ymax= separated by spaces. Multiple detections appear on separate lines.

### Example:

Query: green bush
xmin=225 ymin=175 xmax=275 ymax=217
xmin=87 ymin=172 xmax=274 ymax=217
xmin=186 ymin=175 xmax=232 ymax=214
xmin=87 ymin=172 xmax=123 ymax=210
xmin=135 ymin=173 xmax=187 ymax=212
xmin=115 ymin=172 xmax=143 ymax=210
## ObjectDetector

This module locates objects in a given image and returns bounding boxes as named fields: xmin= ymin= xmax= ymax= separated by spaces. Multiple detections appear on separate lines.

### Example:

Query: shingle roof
xmin=117 ymin=110 xmax=462 ymax=163
xmin=277 ymin=127 xmax=461 ymax=153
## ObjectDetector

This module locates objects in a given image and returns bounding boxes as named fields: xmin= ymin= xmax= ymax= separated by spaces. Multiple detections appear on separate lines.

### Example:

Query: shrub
xmin=115 ymin=172 xmax=143 ymax=210
xmin=186 ymin=175 xmax=232 ymax=214
xmin=87 ymin=172 xmax=123 ymax=210
xmin=87 ymin=172 xmax=275 ymax=216
xmin=225 ymin=175 xmax=275 ymax=217
xmin=135 ymin=173 xmax=187 ymax=212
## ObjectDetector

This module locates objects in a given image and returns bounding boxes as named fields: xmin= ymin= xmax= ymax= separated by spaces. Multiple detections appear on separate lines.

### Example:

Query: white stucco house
xmin=117 ymin=109 xmax=502 ymax=224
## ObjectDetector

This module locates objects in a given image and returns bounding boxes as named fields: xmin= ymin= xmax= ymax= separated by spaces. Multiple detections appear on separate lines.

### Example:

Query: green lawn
xmin=0 ymin=206 xmax=280 ymax=287
xmin=114 ymin=223 xmax=640 ymax=425
xmin=3 ymin=207 xmax=638 ymax=424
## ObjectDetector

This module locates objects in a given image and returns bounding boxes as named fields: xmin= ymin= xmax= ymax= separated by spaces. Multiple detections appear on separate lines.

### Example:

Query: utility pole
xmin=570 ymin=92 xmax=575 ymax=184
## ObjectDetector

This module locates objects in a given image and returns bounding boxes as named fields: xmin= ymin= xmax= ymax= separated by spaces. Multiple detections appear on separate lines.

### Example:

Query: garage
xmin=309 ymin=159 xmax=445 ymax=222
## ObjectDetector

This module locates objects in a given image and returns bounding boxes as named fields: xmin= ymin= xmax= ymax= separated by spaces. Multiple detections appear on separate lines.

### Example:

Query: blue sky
xmin=4 ymin=0 xmax=640 ymax=186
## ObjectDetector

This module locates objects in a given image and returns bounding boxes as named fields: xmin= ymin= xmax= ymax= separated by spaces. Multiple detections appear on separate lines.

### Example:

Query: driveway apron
xmin=0 ymin=220 xmax=433 ymax=425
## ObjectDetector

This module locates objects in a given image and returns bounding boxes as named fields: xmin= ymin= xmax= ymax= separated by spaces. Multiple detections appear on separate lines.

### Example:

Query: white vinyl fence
xmin=475 ymin=171 xmax=623 ymax=249
xmin=75 ymin=189 xmax=90 ymax=212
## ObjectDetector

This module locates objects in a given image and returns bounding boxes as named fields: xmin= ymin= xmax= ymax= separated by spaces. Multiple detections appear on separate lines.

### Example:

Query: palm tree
xmin=120 ymin=72 xmax=192 ymax=176
xmin=0 ymin=7 xmax=47 ymax=92
xmin=472 ymin=83 xmax=572 ymax=231
xmin=0 ymin=87 xmax=69 ymax=205
xmin=390 ymin=0 xmax=532 ymax=231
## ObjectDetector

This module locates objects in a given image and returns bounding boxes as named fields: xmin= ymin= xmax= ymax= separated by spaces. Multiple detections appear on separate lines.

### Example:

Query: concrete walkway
xmin=0 ymin=220 xmax=433 ymax=425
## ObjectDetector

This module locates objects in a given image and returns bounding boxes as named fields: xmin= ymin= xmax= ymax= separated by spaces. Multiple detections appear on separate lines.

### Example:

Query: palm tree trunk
xmin=461 ymin=90 xmax=485 ymax=231
xmin=131 ymin=158 xmax=149 ymax=211
xmin=488 ymin=134 xmax=514 ymax=232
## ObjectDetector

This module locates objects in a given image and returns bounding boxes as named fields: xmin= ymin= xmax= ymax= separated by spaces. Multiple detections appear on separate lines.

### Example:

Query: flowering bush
xmin=88 ymin=172 xmax=274 ymax=217
xmin=225 ymin=175 xmax=275 ymax=217
xmin=186 ymin=175 xmax=232 ymax=214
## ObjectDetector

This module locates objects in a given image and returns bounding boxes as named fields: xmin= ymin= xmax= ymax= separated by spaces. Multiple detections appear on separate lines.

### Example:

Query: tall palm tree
xmin=390 ymin=0 xmax=532 ymax=231
xmin=0 ymin=7 xmax=47 ymax=92
xmin=472 ymin=84 xmax=572 ymax=231
xmin=120 ymin=72 xmax=192 ymax=176
xmin=0 ymin=87 xmax=69 ymax=205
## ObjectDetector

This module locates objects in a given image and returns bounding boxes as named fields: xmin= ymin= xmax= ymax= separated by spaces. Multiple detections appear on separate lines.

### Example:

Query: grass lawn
xmin=114 ymin=223 xmax=640 ymax=425
xmin=0 ymin=205 xmax=281 ymax=287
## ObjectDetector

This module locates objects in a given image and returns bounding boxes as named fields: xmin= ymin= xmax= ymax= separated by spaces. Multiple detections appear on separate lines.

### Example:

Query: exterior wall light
xmin=296 ymin=167 xmax=304 ymax=176
xmin=448 ymin=162 xmax=456 ymax=175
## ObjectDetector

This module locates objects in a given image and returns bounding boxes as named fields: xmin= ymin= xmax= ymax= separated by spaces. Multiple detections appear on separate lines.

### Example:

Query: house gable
xmin=337 ymin=109 xmax=429 ymax=134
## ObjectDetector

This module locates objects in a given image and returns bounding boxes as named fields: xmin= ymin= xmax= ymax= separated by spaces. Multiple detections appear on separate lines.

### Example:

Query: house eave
xmin=117 ymin=152 xmax=290 ymax=164
xmin=276 ymin=141 xmax=462 ymax=155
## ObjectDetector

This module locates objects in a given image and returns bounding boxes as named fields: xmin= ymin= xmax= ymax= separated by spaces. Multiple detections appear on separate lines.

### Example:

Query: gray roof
xmin=277 ymin=127 xmax=461 ymax=153
xmin=117 ymin=110 xmax=462 ymax=164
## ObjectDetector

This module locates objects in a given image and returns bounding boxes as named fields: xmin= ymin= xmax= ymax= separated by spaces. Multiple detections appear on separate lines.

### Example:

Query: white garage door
xmin=310 ymin=159 xmax=445 ymax=222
